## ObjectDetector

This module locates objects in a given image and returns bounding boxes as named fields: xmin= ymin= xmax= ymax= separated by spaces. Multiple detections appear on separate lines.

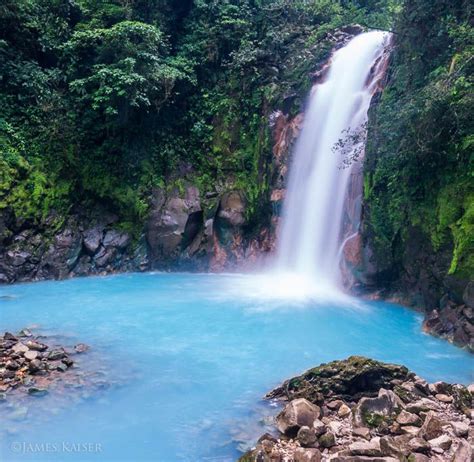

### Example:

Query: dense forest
xmin=0 ymin=0 xmax=472 ymax=306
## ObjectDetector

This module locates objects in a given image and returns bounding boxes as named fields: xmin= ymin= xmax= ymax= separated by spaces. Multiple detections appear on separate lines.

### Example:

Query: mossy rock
xmin=265 ymin=356 xmax=410 ymax=403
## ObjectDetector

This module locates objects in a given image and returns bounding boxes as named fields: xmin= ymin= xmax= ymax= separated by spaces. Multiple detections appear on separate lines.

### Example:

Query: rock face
xmin=241 ymin=357 xmax=473 ymax=462
xmin=0 ymin=209 xmax=148 ymax=283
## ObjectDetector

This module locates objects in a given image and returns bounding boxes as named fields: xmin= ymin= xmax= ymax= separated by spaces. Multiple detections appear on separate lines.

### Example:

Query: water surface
xmin=0 ymin=272 xmax=472 ymax=461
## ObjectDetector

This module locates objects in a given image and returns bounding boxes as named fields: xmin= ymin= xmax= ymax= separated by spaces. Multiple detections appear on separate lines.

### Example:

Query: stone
xmin=434 ymin=393 xmax=453 ymax=403
xmin=353 ymin=427 xmax=371 ymax=440
xmin=27 ymin=387 xmax=48 ymax=397
xmin=276 ymin=399 xmax=321 ymax=436
xmin=405 ymin=399 xmax=438 ymax=414
xmin=354 ymin=389 xmax=403 ymax=427
xmin=25 ymin=340 xmax=48 ymax=352
xmin=338 ymin=404 xmax=352 ymax=418
xmin=327 ymin=400 xmax=344 ymax=410
xmin=331 ymin=457 xmax=398 ymax=462
xmin=103 ymin=229 xmax=130 ymax=250
xmin=24 ymin=350 xmax=38 ymax=361
xmin=318 ymin=431 xmax=336 ymax=448
xmin=82 ymin=227 xmax=102 ymax=254
xmin=400 ymin=426 xmax=420 ymax=437
xmin=453 ymin=440 xmax=472 ymax=462
xmin=294 ymin=447 xmax=322 ymax=462
xmin=419 ymin=411 xmax=443 ymax=440
xmin=297 ymin=426 xmax=317 ymax=447
xmin=4 ymin=332 xmax=18 ymax=341
xmin=47 ymin=349 xmax=66 ymax=360
xmin=312 ymin=419 xmax=326 ymax=436
xmin=349 ymin=440 xmax=382 ymax=457
xmin=408 ymin=438 xmax=430 ymax=454
xmin=6 ymin=360 xmax=19 ymax=370
xmin=266 ymin=357 xmax=410 ymax=403
xmin=428 ymin=434 xmax=451 ymax=451
xmin=12 ymin=342 xmax=29 ymax=353
xmin=407 ymin=454 xmax=430 ymax=462
xmin=451 ymin=420 xmax=469 ymax=437
xmin=28 ymin=359 xmax=43 ymax=373
xmin=74 ymin=343 xmax=90 ymax=353
xmin=432 ymin=381 xmax=451 ymax=395
xmin=396 ymin=410 xmax=422 ymax=426
xmin=18 ymin=328 xmax=32 ymax=337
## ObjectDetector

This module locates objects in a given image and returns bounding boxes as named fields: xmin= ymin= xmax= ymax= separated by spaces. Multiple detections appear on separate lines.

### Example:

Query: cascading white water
xmin=276 ymin=31 xmax=390 ymax=289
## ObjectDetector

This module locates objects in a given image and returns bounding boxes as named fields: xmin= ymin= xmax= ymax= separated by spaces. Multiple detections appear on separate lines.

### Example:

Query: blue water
xmin=0 ymin=272 xmax=472 ymax=462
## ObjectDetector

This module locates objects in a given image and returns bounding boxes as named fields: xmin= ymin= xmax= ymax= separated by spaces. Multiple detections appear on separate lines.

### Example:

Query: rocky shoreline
xmin=0 ymin=329 xmax=114 ymax=433
xmin=240 ymin=357 xmax=473 ymax=462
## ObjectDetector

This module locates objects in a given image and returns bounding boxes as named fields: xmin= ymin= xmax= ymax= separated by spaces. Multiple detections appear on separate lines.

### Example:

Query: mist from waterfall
xmin=275 ymin=31 xmax=391 ymax=291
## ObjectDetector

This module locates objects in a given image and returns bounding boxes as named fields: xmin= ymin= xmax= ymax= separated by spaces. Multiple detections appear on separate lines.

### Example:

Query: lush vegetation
xmin=1 ymin=0 xmax=471 ymax=281
xmin=364 ymin=0 xmax=473 ymax=279
xmin=0 ymin=0 xmax=397 ymax=233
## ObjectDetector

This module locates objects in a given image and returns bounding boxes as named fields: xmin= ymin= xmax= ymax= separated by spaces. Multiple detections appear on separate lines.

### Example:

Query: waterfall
xmin=276 ymin=31 xmax=391 ymax=289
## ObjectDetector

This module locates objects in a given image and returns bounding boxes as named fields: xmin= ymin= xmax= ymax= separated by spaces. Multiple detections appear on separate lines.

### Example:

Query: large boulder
xmin=214 ymin=191 xmax=246 ymax=245
xmin=276 ymin=398 xmax=320 ymax=436
xmin=146 ymin=186 xmax=203 ymax=264
xmin=266 ymin=356 xmax=410 ymax=403
xmin=354 ymin=389 xmax=404 ymax=428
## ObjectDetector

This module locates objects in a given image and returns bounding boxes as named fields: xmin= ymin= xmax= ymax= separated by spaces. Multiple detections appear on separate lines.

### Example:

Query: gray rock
xmin=312 ymin=419 xmax=326 ymax=436
xmin=27 ymin=387 xmax=48 ymax=397
xmin=418 ymin=411 xmax=444 ymax=440
xmin=74 ymin=343 xmax=90 ymax=353
xmin=12 ymin=342 xmax=29 ymax=353
xmin=294 ymin=447 xmax=322 ymax=462
xmin=349 ymin=440 xmax=382 ymax=456
xmin=83 ymin=227 xmax=102 ymax=254
xmin=24 ymin=350 xmax=38 ymax=361
xmin=453 ymin=440 xmax=472 ymax=462
xmin=354 ymin=389 xmax=403 ymax=427
xmin=428 ymin=434 xmax=451 ymax=451
xmin=451 ymin=420 xmax=469 ymax=437
xmin=396 ymin=410 xmax=422 ymax=426
xmin=318 ymin=431 xmax=336 ymax=448
xmin=103 ymin=229 xmax=130 ymax=250
xmin=353 ymin=427 xmax=371 ymax=440
xmin=434 ymin=393 xmax=453 ymax=403
xmin=276 ymin=398 xmax=321 ymax=436
xmin=297 ymin=426 xmax=318 ymax=447
xmin=408 ymin=438 xmax=430 ymax=454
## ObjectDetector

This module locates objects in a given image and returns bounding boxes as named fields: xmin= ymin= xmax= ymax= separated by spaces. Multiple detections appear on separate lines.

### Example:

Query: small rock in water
xmin=28 ymin=387 xmax=49 ymax=397
xmin=18 ymin=328 xmax=33 ymax=337
xmin=47 ymin=348 xmax=66 ymax=361
xmin=74 ymin=343 xmax=90 ymax=353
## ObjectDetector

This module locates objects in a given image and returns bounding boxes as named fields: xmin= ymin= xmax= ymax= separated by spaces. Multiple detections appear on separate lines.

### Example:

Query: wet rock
xmin=18 ymin=328 xmax=32 ymax=337
xmin=27 ymin=387 xmax=48 ymax=397
xmin=25 ymin=340 xmax=48 ymax=352
xmin=4 ymin=332 xmax=17 ymax=341
xmin=276 ymin=398 xmax=321 ymax=436
xmin=28 ymin=359 xmax=43 ymax=373
xmin=74 ymin=343 xmax=90 ymax=353
xmin=47 ymin=348 xmax=66 ymax=361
